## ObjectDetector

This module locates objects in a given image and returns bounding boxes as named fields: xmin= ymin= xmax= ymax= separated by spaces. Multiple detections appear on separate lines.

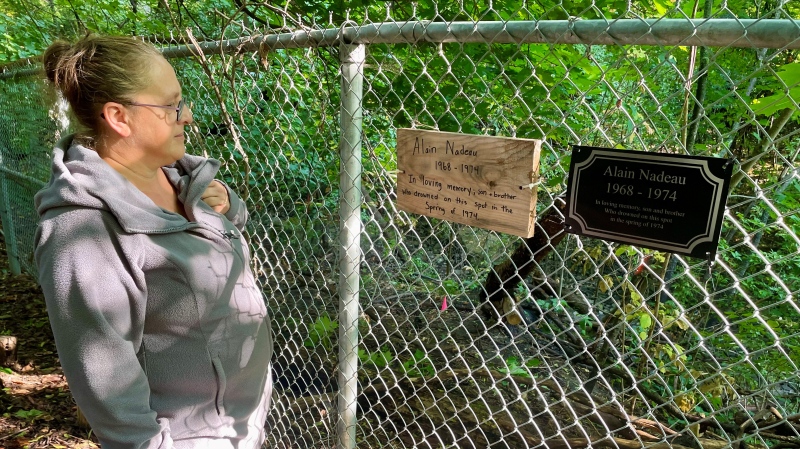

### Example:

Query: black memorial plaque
xmin=565 ymin=146 xmax=733 ymax=258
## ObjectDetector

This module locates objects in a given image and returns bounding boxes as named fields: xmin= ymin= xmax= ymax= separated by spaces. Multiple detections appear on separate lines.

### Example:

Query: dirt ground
xmin=0 ymin=232 xmax=98 ymax=448
xmin=0 ymin=225 xmax=592 ymax=449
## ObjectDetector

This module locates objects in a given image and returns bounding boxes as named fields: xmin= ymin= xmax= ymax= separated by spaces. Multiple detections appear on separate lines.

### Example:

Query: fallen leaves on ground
xmin=0 ymin=232 xmax=98 ymax=448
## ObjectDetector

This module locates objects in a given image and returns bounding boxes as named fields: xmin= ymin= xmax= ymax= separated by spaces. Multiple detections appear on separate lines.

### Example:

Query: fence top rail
xmin=161 ymin=18 xmax=800 ymax=57
xmin=2 ymin=18 xmax=799 ymax=79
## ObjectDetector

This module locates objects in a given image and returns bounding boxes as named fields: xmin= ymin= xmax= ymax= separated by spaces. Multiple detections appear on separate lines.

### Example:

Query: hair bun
xmin=40 ymin=34 xmax=162 ymax=135
xmin=43 ymin=40 xmax=73 ymax=85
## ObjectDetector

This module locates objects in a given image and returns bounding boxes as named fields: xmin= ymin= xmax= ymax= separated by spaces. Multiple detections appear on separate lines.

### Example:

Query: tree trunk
xmin=480 ymin=196 xmax=568 ymax=322
xmin=0 ymin=335 xmax=17 ymax=367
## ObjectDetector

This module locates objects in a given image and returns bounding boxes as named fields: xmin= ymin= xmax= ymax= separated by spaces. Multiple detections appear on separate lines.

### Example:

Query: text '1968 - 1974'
xmin=396 ymin=129 xmax=542 ymax=238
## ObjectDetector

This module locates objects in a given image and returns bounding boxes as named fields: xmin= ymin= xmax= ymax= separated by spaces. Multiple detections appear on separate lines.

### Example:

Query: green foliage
xmin=576 ymin=314 xmax=595 ymax=336
xmin=358 ymin=347 xmax=392 ymax=368
xmin=2 ymin=0 xmax=800 ymax=422
xmin=400 ymin=349 xmax=435 ymax=378
xmin=359 ymin=347 xmax=441 ymax=378
xmin=751 ymin=63 xmax=800 ymax=116
xmin=440 ymin=279 xmax=462 ymax=296
xmin=12 ymin=408 xmax=45 ymax=422
xmin=303 ymin=314 xmax=338 ymax=351
xmin=498 ymin=356 xmax=540 ymax=377
xmin=536 ymin=297 xmax=567 ymax=313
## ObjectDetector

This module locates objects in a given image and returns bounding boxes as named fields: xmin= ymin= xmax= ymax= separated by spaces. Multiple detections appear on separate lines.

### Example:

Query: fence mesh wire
xmin=1 ymin=3 xmax=800 ymax=449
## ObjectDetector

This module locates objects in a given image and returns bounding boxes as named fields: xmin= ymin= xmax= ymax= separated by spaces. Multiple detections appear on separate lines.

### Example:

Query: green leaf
xmin=499 ymin=356 xmax=530 ymax=377
xmin=614 ymin=246 xmax=636 ymax=257
xmin=751 ymin=88 xmax=800 ymax=116
xmin=359 ymin=347 xmax=393 ymax=368
xmin=752 ymin=63 xmax=800 ymax=116
xmin=13 ymin=409 xmax=44 ymax=421
xmin=652 ymin=0 xmax=673 ymax=16
xmin=777 ymin=63 xmax=800 ymax=86
xmin=640 ymin=313 xmax=653 ymax=331
xmin=526 ymin=358 xmax=541 ymax=368
xmin=304 ymin=314 xmax=338 ymax=349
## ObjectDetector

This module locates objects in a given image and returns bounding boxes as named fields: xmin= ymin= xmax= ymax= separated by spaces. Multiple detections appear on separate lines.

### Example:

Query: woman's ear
xmin=99 ymin=102 xmax=132 ymax=137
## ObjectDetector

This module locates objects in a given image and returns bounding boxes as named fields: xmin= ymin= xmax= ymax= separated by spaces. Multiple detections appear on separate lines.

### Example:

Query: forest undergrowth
xmin=0 ymin=230 xmax=98 ymax=449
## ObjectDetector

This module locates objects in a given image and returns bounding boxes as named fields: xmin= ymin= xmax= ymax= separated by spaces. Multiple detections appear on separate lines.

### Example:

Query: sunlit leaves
xmin=751 ymin=62 xmax=800 ymax=116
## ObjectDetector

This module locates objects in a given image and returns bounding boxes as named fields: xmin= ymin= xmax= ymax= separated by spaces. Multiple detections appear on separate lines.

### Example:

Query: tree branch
xmin=729 ymin=107 xmax=795 ymax=191
xmin=232 ymin=0 xmax=284 ymax=29
xmin=185 ymin=29 xmax=251 ymax=199
xmin=178 ymin=0 xmax=212 ymax=40
xmin=480 ymin=196 xmax=568 ymax=321
xmin=684 ymin=0 xmax=714 ymax=153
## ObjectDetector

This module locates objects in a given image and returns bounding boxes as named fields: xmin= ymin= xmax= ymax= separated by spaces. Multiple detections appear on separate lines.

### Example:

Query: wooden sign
xmin=396 ymin=129 xmax=542 ymax=238
xmin=565 ymin=146 xmax=733 ymax=258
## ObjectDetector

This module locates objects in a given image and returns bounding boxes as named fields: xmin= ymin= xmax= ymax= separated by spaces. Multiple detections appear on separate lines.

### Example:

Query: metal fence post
xmin=337 ymin=41 xmax=364 ymax=449
xmin=0 ymin=169 xmax=21 ymax=275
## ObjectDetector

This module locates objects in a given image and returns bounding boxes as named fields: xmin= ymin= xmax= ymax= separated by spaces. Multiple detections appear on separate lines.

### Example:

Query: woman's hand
xmin=202 ymin=180 xmax=230 ymax=214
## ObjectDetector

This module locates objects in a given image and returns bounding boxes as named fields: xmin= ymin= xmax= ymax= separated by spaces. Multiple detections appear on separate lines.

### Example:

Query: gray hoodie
xmin=34 ymin=135 xmax=273 ymax=449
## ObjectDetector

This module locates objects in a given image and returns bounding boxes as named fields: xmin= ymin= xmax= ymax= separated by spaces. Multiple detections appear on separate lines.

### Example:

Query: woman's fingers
xmin=202 ymin=180 xmax=230 ymax=214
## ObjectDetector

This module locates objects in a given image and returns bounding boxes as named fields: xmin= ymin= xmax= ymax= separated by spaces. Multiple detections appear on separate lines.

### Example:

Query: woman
xmin=34 ymin=34 xmax=273 ymax=449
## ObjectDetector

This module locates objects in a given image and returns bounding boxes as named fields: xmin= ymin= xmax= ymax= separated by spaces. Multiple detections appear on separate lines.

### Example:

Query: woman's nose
xmin=181 ymin=102 xmax=194 ymax=124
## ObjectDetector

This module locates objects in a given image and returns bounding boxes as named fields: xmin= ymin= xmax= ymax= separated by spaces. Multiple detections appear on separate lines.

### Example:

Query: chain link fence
xmin=1 ymin=3 xmax=800 ymax=449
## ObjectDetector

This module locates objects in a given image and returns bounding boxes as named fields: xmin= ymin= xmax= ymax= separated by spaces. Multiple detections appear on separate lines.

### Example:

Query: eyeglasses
xmin=125 ymin=98 xmax=187 ymax=122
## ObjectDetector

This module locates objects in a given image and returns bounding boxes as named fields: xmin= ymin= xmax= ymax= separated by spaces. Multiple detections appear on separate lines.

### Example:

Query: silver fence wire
xmin=1 ymin=4 xmax=800 ymax=449
xmin=0 ymin=73 xmax=62 ymax=275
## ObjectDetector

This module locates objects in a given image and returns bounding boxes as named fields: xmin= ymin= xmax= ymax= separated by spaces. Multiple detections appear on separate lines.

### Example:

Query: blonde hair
xmin=43 ymin=34 xmax=162 ymax=136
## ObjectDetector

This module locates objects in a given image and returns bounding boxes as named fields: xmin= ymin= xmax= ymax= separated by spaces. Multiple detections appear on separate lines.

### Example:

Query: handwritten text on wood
xmin=396 ymin=129 xmax=542 ymax=238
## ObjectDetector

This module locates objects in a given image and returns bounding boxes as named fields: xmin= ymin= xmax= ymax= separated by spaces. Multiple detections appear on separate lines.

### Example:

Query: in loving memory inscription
xmin=565 ymin=146 xmax=733 ymax=258
xmin=396 ymin=129 xmax=542 ymax=238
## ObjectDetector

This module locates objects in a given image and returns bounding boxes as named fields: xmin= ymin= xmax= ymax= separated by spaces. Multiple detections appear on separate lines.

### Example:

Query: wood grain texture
xmin=396 ymin=128 xmax=542 ymax=237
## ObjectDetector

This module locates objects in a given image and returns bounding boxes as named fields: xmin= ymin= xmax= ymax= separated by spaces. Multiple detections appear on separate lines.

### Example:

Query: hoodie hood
xmin=35 ymin=134 xmax=221 ymax=234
